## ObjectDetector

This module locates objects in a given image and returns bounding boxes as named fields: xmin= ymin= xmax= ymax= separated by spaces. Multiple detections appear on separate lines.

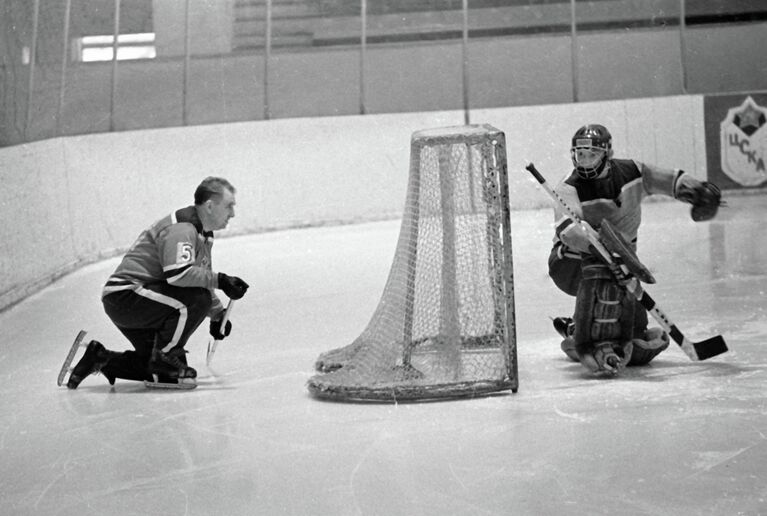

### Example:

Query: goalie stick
xmin=525 ymin=162 xmax=728 ymax=361
xmin=206 ymin=299 xmax=235 ymax=366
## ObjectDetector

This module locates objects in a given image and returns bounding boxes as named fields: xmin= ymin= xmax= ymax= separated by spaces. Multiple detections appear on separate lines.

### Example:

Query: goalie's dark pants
xmin=548 ymin=244 xmax=648 ymax=336
xmin=100 ymin=284 xmax=212 ymax=382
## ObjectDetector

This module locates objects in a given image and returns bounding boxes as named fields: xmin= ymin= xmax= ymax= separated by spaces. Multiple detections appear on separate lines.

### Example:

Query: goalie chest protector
xmin=563 ymin=158 xmax=644 ymax=246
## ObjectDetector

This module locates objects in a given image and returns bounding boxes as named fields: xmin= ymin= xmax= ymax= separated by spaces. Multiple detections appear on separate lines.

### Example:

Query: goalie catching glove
xmin=674 ymin=173 xmax=723 ymax=222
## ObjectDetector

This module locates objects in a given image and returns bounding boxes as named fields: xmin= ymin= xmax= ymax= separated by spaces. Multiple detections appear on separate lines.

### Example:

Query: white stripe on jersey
xmin=167 ymin=267 xmax=193 ymax=285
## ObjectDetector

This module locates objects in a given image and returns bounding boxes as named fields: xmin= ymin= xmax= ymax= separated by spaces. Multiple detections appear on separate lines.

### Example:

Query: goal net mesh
xmin=307 ymin=124 xmax=517 ymax=402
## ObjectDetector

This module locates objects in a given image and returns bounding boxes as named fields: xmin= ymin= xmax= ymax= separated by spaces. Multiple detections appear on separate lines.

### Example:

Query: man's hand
xmin=210 ymin=317 xmax=232 ymax=340
xmin=218 ymin=273 xmax=249 ymax=300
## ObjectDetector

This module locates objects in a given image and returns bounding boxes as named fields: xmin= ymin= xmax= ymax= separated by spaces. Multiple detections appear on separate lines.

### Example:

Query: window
xmin=76 ymin=33 xmax=156 ymax=62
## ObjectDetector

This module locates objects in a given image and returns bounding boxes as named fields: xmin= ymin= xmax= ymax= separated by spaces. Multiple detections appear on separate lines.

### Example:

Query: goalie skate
xmin=57 ymin=330 xmax=88 ymax=386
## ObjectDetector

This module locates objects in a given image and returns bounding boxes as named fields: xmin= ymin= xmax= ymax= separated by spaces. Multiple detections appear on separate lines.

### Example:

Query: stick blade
xmin=693 ymin=335 xmax=728 ymax=360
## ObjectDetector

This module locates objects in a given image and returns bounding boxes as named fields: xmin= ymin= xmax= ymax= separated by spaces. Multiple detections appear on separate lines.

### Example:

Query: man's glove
xmin=210 ymin=317 xmax=232 ymax=340
xmin=218 ymin=273 xmax=249 ymax=300
xmin=675 ymin=173 xmax=723 ymax=222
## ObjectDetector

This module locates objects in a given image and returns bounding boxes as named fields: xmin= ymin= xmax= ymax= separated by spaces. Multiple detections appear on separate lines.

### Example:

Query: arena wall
xmin=0 ymin=95 xmax=707 ymax=311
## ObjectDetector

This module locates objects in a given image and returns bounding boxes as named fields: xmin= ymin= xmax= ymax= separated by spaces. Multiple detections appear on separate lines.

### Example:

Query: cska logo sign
xmin=720 ymin=96 xmax=767 ymax=187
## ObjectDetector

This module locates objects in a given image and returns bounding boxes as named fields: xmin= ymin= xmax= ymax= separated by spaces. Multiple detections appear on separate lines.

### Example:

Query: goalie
xmin=548 ymin=124 xmax=722 ymax=374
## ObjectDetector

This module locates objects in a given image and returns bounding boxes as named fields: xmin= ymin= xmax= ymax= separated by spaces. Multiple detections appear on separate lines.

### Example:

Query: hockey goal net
xmin=307 ymin=124 xmax=518 ymax=402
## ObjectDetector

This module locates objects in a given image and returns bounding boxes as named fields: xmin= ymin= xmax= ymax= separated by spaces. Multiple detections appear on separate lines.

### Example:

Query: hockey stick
xmin=525 ymin=162 xmax=727 ymax=361
xmin=206 ymin=299 xmax=235 ymax=366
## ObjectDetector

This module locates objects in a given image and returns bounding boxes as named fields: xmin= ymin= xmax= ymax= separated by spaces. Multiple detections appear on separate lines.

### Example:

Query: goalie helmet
xmin=571 ymin=124 xmax=613 ymax=179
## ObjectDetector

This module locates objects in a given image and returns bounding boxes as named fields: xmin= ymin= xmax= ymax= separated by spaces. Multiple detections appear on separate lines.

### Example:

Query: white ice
xmin=1 ymin=195 xmax=766 ymax=516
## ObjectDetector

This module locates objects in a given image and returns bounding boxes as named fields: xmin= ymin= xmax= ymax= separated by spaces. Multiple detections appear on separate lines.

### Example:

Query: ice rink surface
xmin=1 ymin=193 xmax=766 ymax=516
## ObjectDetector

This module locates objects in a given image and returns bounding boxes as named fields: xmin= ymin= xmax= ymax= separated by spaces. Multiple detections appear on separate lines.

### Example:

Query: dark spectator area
xmin=2 ymin=0 xmax=766 ymax=146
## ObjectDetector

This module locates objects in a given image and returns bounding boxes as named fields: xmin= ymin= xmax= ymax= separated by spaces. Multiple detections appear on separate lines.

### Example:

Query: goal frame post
xmin=308 ymin=124 xmax=518 ymax=402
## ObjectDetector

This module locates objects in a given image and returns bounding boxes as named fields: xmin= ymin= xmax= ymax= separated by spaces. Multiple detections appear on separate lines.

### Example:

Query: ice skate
xmin=144 ymin=375 xmax=197 ymax=390
xmin=64 ymin=338 xmax=117 ymax=389
xmin=145 ymin=347 xmax=197 ymax=390
xmin=552 ymin=317 xmax=579 ymax=361
xmin=58 ymin=330 xmax=88 ymax=386
xmin=553 ymin=316 xmax=573 ymax=339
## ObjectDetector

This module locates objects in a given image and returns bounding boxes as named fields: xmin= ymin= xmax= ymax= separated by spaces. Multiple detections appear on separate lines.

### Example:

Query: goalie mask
xmin=571 ymin=124 xmax=613 ymax=179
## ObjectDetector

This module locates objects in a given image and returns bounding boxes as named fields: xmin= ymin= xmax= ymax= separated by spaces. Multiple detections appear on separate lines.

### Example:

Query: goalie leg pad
xmin=572 ymin=258 xmax=636 ymax=373
xmin=560 ymin=336 xmax=579 ymax=362
xmin=573 ymin=260 xmax=626 ymax=353
xmin=629 ymin=327 xmax=670 ymax=366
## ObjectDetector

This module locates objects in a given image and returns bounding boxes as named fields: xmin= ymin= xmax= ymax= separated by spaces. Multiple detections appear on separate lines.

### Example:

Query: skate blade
xmin=144 ymin=377 xmax=197 ymax=390
xmin=57 ymin=330 xmax=88 ymax=386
